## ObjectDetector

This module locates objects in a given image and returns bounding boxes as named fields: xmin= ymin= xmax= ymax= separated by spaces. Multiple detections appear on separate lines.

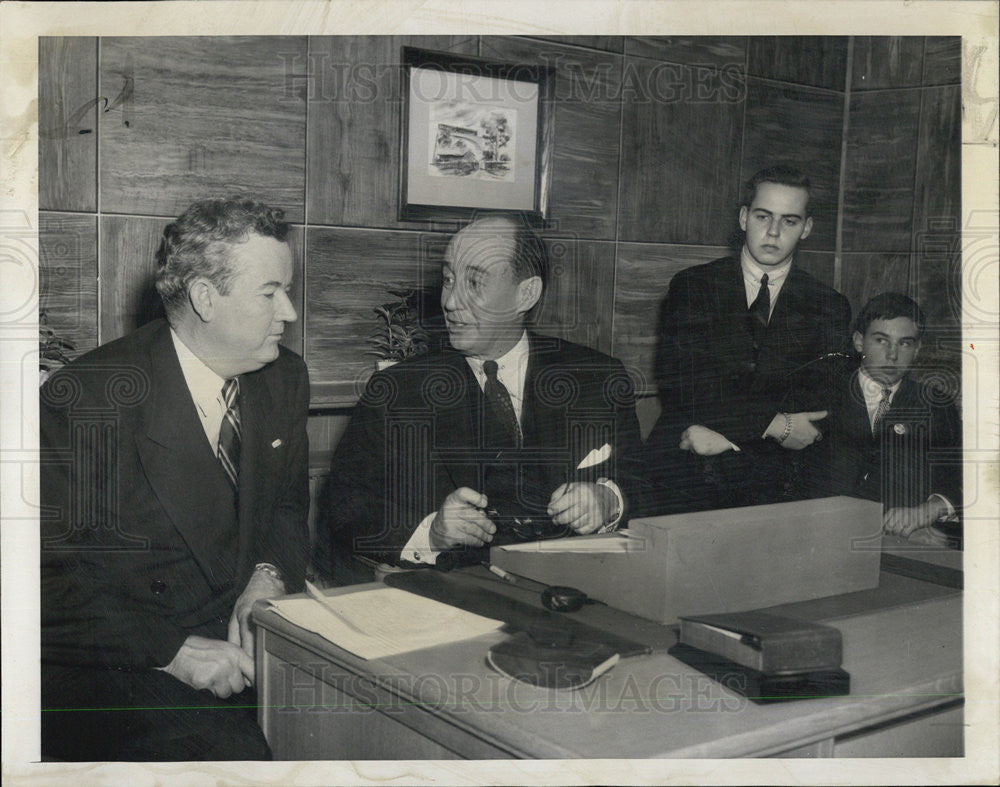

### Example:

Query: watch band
xmin=254 ymin=562 xmax=284 ymax=584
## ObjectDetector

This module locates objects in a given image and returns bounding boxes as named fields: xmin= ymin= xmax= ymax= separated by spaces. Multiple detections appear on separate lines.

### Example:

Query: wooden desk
xmin=253 ymin=571 xmax=962 ymax=759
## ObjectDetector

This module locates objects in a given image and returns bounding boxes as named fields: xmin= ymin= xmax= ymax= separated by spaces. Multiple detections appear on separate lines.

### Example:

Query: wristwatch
xmin=254 ymin=562 xmax=284 ymax=584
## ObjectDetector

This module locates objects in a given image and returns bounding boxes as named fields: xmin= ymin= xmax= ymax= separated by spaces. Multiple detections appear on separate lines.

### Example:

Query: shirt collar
xmin=858 ymin=366 xmax=903 ymax=398
xmin=740 ymin=245 xmax=793 ymax=287
xmin=171 ymin=328 xmax=227 ymax=417
xmin=465 ymin=331 xmax=529 ymax=373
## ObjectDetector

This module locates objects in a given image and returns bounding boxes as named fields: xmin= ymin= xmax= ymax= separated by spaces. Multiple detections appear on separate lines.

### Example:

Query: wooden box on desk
xmin=490 ymin=496 xmax=883 ymax=625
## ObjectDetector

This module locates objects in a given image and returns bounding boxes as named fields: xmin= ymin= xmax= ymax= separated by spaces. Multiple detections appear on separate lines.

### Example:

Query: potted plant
xmin=39 ymin=309 xmax=76 ymax=385
xmin=366 ymin=289 xmax=430 ymax=370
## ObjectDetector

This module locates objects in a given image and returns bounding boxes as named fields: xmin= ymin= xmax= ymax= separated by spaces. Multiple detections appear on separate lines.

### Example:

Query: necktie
xmin=483 ymin=360 xmax=521 ymax=446
xmin=747 ymin=273 xmax=770 ymax=355
xmin=217 ymin=378 xmax=241 ymax=491
xmin=748 ymin=273 xmax=770 ymax=328
xmin=871 ymin=385 xmax=892 ymax=434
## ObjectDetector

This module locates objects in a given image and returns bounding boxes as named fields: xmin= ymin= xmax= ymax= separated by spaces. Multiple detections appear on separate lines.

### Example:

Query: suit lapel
xmin=718 ymin=259 xmax=756 ymax=366
xmin=758 ymin=266 xmax=811 ymax=371
xmin=134 ymin=325 xmax=238 ymax=590
xmin=234 ymin=367 xmax=277 ymax=579
xmin=434 ymin=352 xmax=480 ymax=492
xmin=846 ymin=372 xmax=876 ymax=441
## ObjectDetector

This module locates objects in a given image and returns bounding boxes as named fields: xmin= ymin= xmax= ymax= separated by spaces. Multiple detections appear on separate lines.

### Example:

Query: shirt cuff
xmin=400 ymin=512 xmax=442 ymax=565
xmin=595 ymin=478 xmax=624 ymax=532
xmin=928 ymin=493 xmax=958 ymax=521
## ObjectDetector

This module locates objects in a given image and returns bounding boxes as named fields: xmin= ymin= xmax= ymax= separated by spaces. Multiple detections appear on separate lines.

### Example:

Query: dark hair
xmin=742 ymin=165 xmax=812 ymax=215
xmin=459 ymin=214 xmax=549 ymax=290
xmin=854 ymin=292 xmax=926 ymax=338
xmin=155 ymin=197 xmax=289 ymax=316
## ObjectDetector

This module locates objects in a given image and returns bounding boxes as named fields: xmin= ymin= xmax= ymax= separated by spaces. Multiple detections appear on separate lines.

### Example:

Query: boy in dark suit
xmin=640 ymin=165 xmax=851 ymax=514
xmin=801 ymin=292 xmax=962 ymax=545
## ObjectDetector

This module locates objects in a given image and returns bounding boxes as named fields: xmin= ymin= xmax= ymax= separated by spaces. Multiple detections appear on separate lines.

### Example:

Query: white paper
xmin=266 ymin=587 xmax=504 ymax=660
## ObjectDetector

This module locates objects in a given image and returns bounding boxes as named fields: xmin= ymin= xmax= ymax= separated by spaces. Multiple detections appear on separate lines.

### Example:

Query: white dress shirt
xmin=740 ymin=245 xmax=792 ymax=318
xmin=857 ymin=367 xmax=902 ymax=429
xmin=170 ymin=328 xmax=229 ymax=449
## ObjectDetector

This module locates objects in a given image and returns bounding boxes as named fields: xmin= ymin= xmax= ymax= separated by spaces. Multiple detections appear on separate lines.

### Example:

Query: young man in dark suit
xmin=641 ymin=165 xmax=852 ymax=514
xmin=40 ymin=198 xmax=310 ymax=760
xmin=322 ymin=215 xmax=643 ymax=570
xmin=800 ymin=293 xmax=962 ymax=545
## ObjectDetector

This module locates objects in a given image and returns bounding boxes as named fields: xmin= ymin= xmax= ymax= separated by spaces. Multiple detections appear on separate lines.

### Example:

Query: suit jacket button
xmin=150 ymin=580 xmax=168 ymax=596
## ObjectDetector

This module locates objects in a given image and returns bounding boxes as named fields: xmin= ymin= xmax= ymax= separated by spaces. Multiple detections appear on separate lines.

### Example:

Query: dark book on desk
xmin=678 ymin=611 xmax=842 ymax=674
xmin=669 ymin=642 xmax=850 ymax=704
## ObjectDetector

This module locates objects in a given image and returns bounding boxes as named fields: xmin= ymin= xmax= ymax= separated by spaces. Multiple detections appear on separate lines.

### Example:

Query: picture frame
xmin=399 ymin=46 xmax=555 ymax=223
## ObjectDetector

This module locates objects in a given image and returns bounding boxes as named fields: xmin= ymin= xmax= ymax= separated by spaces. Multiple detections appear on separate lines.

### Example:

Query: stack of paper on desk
xmin=266 ymin=585 xmax=505 ymax=660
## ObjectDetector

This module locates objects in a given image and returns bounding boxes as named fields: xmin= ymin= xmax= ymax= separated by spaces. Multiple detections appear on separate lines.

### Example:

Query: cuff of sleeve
xmin=596 ymin=478 xmax=624 ymax=532
xmin=928 ymin=493 xmax=958 ymax=521
xmin=400 ymin=512 xmax=442 ymax=565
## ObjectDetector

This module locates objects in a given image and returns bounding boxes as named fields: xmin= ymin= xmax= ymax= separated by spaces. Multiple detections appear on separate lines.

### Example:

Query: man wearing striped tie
xmin=799 ymin=293 xmax=962 ymax=546
xmin=40 ymin=198 xmax=310 ymax=760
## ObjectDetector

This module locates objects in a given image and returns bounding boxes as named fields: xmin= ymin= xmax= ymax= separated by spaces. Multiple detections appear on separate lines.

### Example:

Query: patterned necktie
xmin=217 ymin=378 xmax=241 ymax=491
xmin=483 ymin=360 xmax=521 ymax=446
xmin=871 ymin=385 xmax=892 ymax=434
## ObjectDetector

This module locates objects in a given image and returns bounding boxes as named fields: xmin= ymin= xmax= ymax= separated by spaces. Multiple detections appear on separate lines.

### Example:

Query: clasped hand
xmin=158 ymin=569 xmax=285 ymax=696
xmin=679 ymin=425 xmax=737 ymax=455
xmin=429 ymin=481 xmax=616 ymax=549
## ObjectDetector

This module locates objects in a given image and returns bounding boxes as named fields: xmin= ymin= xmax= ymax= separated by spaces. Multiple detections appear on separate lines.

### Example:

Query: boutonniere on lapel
xmin=892 ymin=423 xmax=907 ymax=436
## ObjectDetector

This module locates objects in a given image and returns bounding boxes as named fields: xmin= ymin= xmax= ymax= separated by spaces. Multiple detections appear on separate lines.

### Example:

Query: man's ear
xmin=852 ymin=331 xmax=864 ymax=355
xmin=800 ymin=216 xmax=813 ymax=240
xmin=188 ymin=279 xmax=216 ymax=323
xmin=738 ymin=205 xmax=748 ymax=233
xmin=516 ymin=275 xmax=542 ymax=314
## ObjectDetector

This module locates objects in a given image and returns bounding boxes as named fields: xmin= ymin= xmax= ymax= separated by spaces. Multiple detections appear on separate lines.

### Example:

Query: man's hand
xmin=765 ymin=411 xmax=828 ymax=450
xmin=883 ymin=500 xmax=949 ymax=539
xmin=228 ymin=568 xmax=285 ymax=661
xmin=158 ymin=635 xmax=254 ymax=698
xmin=429 ymin=487 xmax=496 ymax=550
xmin=679 ymin=425 xmax=738 ymax=456
xmin=548 ymin=482 xmax=616 ymax=535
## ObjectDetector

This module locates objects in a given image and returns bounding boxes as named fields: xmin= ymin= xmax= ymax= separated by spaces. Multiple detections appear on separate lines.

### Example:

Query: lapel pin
xmin=271 ymin=438 xmax=283 ymax=448
xmin=893 ymin=424 xmax=906 ymax=435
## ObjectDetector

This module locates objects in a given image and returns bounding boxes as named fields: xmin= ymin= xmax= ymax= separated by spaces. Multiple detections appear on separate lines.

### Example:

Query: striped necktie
xmin=871 ymin=385 xmax=892 ymax=434
xmin=217 ymin=378 xmax=241 ymax=491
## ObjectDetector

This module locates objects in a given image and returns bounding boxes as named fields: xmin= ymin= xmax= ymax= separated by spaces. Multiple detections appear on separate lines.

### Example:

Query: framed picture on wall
xmin=399 ymin=47 xmax=555 ymax=223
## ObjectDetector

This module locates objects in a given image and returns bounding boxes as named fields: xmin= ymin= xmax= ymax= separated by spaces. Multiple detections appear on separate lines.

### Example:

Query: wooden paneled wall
xmin=38 ymin=36 xmax=962 ymax=436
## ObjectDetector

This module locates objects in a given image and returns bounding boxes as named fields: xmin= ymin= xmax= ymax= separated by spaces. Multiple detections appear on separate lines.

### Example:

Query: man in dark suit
xmin=40 ymin=198 xmax=310 ymax=760
xmin=642 ymin=165 xmax=852 ymax=514
xmin=799 ymin=293 xmax=962 ymax=545
xmin=322 ymin=215 xmax=642 ymax=570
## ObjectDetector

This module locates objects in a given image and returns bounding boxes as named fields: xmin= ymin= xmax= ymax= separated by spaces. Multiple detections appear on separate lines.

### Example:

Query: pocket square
xmin=577 ymin=443 xmax=612 ymax=470
xmin=271 ymin=438 xmax=283 ymax=448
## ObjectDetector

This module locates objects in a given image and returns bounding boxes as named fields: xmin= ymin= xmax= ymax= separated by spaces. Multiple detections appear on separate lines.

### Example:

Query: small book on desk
xmin=670 ymin=611 xmax=849 ymax=704
xmin=678 ymin=610 xmax=843 ymax=673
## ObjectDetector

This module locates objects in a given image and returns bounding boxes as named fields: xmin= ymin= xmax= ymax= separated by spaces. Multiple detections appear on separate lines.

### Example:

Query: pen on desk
xmin=488 ymin=564 xmax=517 ymax=585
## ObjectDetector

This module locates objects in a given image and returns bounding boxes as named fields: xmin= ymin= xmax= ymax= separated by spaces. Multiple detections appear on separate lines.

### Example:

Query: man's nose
xmin=442 ymin=286 xmax=459 ymax=312
xmin=766 ymin=218 xmax=780 ymax=237
xmin=276 ymin=289 xmax=297 ymax=322
xmin=885 ymin=343 xmax=898 ymax=360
